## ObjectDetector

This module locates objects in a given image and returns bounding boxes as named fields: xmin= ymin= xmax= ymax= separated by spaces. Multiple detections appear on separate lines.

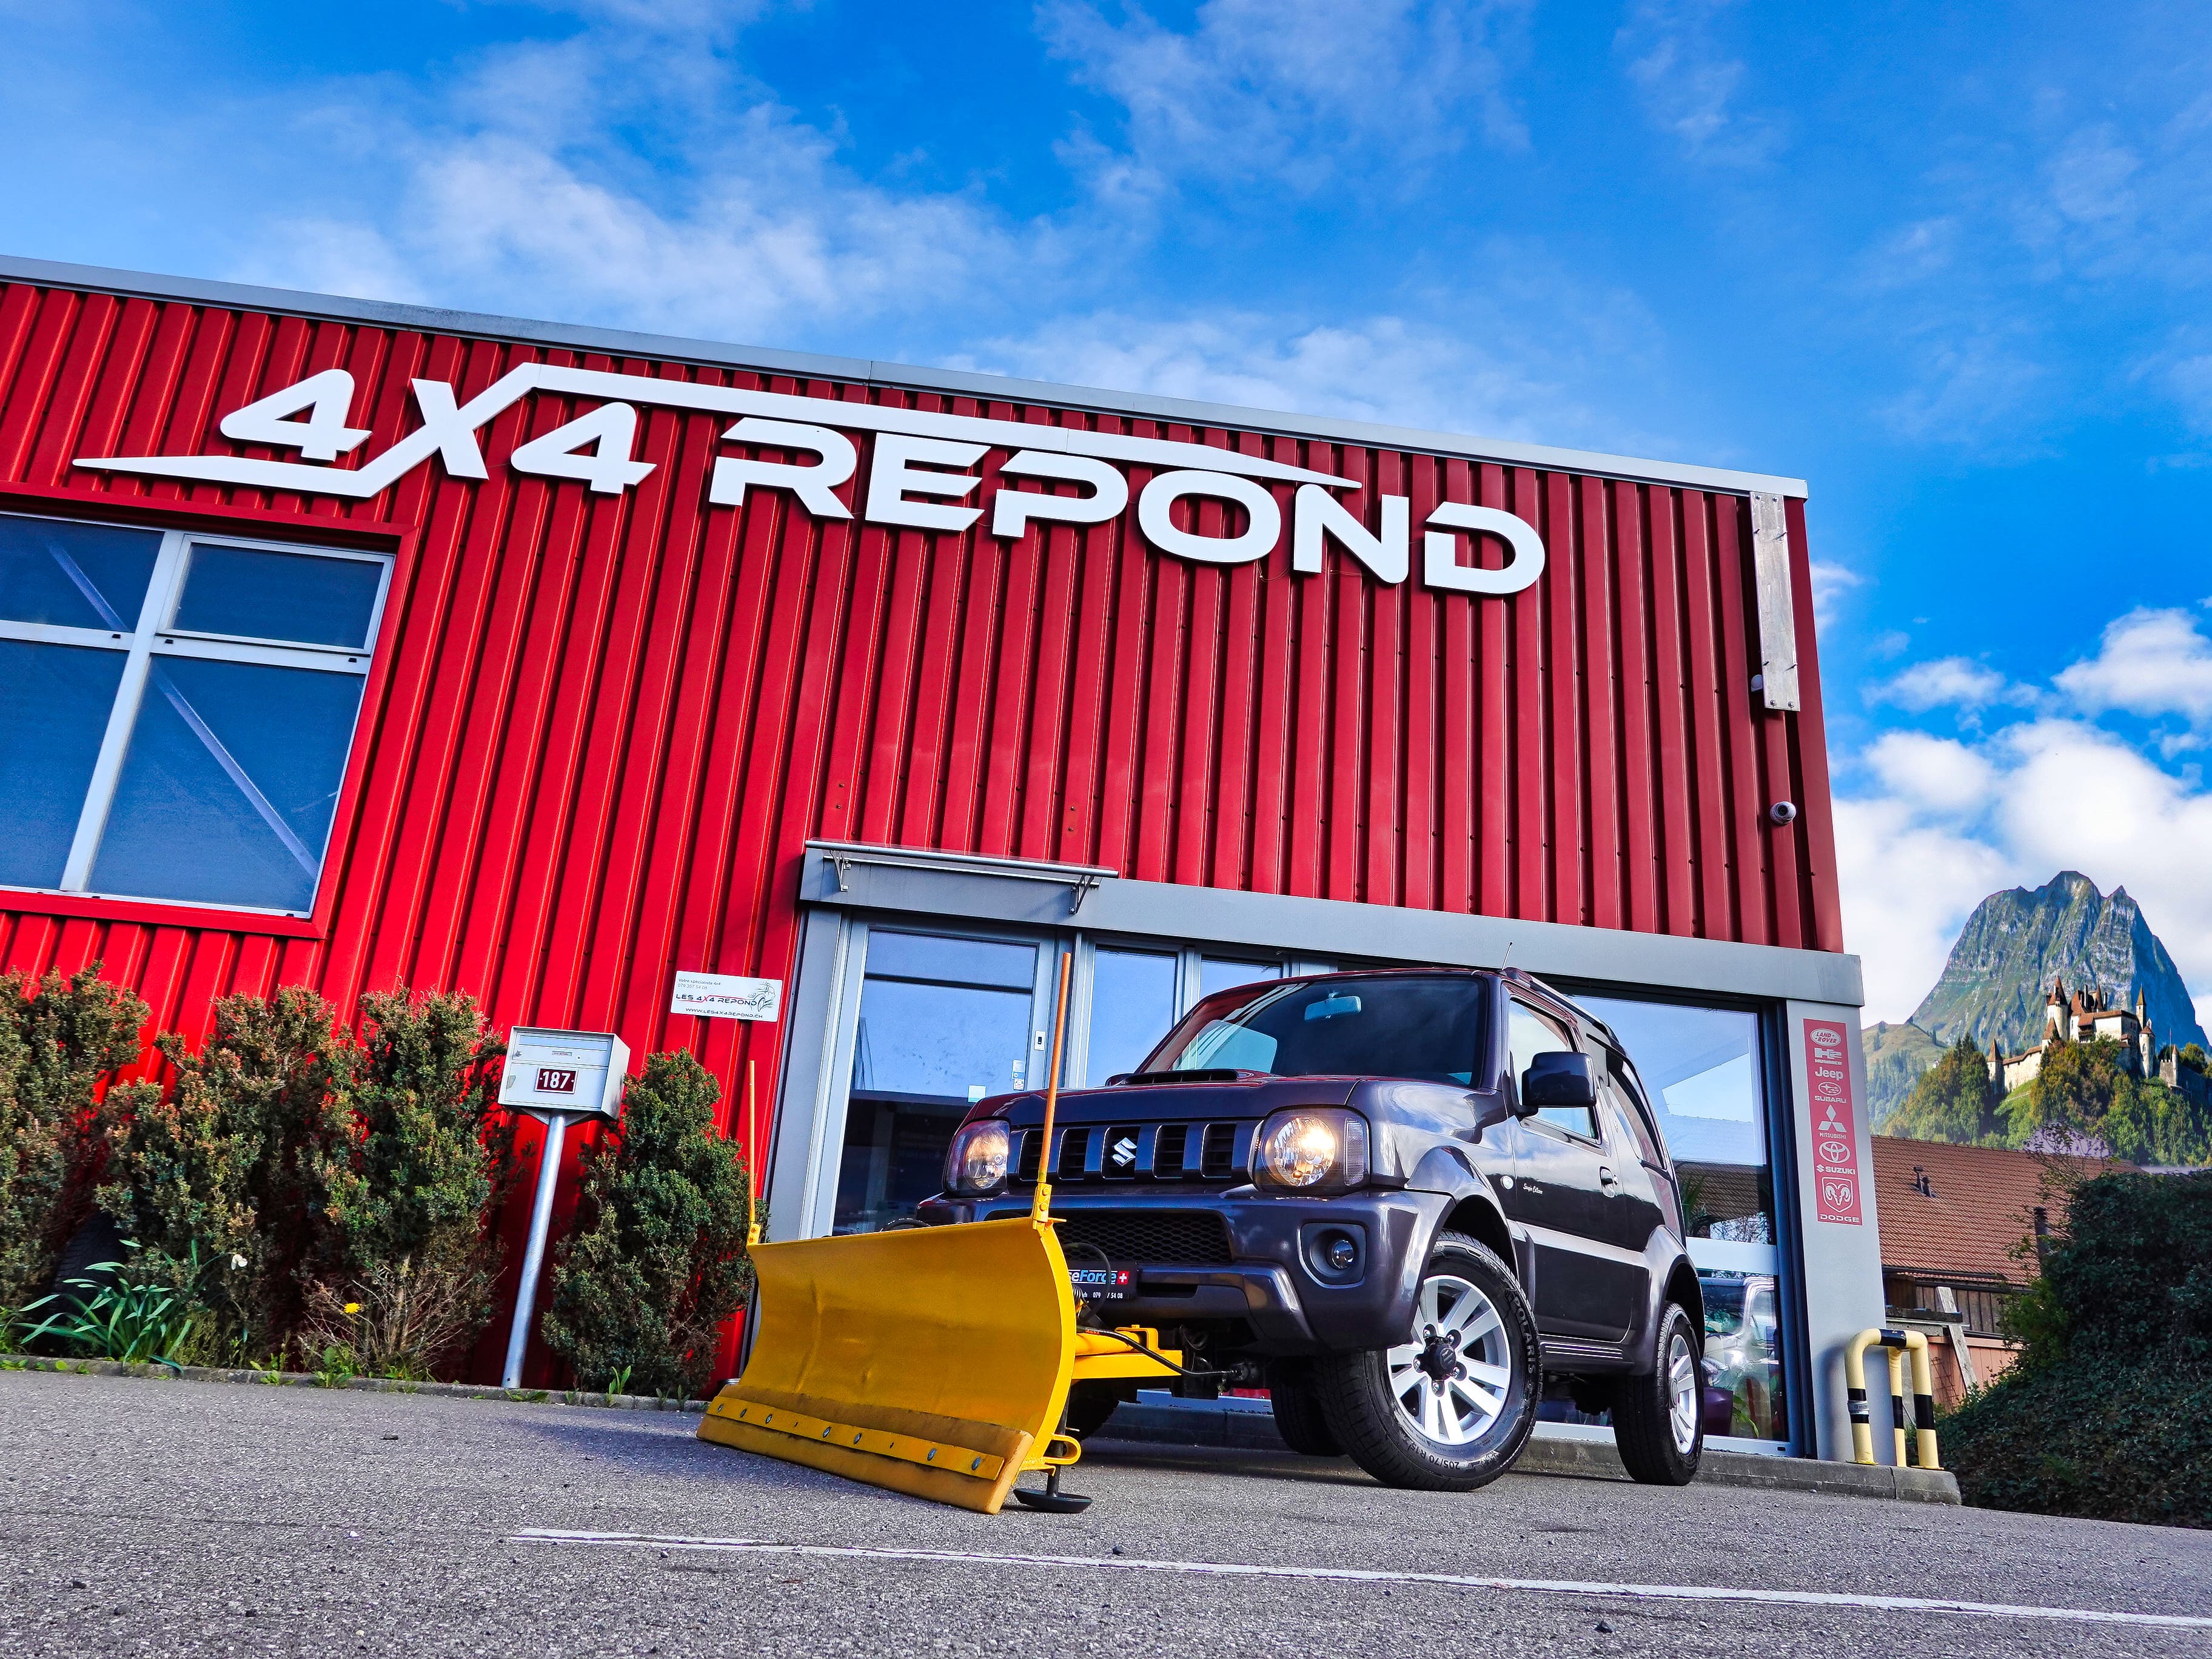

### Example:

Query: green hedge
xmin=1942 ymin=1169 xmax=2212 ymax=1528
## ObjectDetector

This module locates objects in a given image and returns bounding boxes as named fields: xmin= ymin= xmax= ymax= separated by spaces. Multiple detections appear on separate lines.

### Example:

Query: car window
xmin=1507 ymin=1000 xmax=1597 ymax=1140
xmin=1141 ymin=974 xmax=1486 ymax=1085
xmin=1604 ymin=1060 xmax=1664 ymax=1167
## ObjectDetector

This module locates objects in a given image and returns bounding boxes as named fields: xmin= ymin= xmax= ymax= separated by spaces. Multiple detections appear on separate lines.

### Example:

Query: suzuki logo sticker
xmin=78 ymin=367 xmax=1546 ymax=596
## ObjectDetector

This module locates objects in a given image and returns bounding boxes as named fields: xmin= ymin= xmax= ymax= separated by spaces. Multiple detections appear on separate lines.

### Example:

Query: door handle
xmin=1598 ymin=1165 xmax=1621 ymax=1193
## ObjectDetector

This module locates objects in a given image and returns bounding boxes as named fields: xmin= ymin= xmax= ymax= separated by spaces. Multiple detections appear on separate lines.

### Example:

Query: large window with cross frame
xmin=0 ymin=510 xmax=390 ymax=917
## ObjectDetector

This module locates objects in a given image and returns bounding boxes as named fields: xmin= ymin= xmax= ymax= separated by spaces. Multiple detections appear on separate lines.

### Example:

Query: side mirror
xmin=1521 ymin=1051 xmax=1597 ymax=1113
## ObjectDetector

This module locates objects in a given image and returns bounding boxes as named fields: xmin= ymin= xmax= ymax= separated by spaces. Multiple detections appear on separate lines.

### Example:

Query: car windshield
xmin=1134 ymin=974 xmax=1488 ymax=1086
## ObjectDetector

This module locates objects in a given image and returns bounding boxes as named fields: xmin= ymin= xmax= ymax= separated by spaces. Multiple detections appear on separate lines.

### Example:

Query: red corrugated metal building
xmin=0 ymin=257 xmax=1882 ymax=1460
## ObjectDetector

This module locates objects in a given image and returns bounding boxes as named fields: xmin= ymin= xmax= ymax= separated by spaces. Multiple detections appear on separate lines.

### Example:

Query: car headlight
xmin=1253 ymin=1109 xmax=1369 ymax=1193
xmin=945 ymin=1119 xmax=1011 ymax=1196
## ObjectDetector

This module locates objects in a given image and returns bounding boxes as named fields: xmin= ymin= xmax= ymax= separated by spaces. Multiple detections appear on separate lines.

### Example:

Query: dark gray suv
xmin=917 ymin=966 xmax=1707 ymax=1491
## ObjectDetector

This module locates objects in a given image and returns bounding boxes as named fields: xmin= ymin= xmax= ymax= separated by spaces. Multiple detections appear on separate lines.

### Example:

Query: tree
xmin=1886 ymin=1036 xmax=2003 ymax=1146
xmin=310 ymin=990 xmax=515 ymax=1378
xmin=97 ymin=987 xmax=354 ymax=1349
xmin=1944 ymin=1169 xmax=2212 ymax=1526
xmin=0 ymin=966 xmax=148 ymax=1313
xmin=543 ymin=1050 xmax=752 ymax=1398
xmin=1999 ymin=1036 xmax=2212 ymax=1166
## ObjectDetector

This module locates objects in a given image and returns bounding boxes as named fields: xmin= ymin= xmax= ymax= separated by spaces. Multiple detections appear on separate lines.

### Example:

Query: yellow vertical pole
xmin=1905 ymin=1330 xmax=1940 ymax=1470
xmin=1032 ymin=951 xmax=1073 ymax=1228
xmin=1886 ymin=1344 xmax=1909 ymax=1467
xmin=1845 ymin=1329 xmax=1877 ymax=1465
xmin=745 ymin=1058 xmax=762 ymax=1247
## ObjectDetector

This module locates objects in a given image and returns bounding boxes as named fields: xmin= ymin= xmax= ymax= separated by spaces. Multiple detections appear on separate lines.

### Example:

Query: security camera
xmin=1769 ymin=801 xmax=1798 ymax=825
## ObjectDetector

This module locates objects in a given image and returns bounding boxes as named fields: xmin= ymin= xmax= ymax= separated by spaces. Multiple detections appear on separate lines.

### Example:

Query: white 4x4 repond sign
xmin=79 ymin=367 xmax=1546 ymax=597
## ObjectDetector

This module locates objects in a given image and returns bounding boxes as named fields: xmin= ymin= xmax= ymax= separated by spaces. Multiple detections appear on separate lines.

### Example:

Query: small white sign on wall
xmin=498 ymin=1027 xmax=628 ymax=1120
xmin=669 ymin=971 xmax=783 ymax=1022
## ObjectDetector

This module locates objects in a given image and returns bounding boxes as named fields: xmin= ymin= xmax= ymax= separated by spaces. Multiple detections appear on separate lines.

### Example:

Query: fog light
xmin=1326 ymin=1235 xmax=1357 ymax=1272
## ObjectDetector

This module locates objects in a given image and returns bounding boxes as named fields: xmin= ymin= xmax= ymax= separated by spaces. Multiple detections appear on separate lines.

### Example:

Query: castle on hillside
xmin=1984 ymin=978 xmax=2208 ymax=1103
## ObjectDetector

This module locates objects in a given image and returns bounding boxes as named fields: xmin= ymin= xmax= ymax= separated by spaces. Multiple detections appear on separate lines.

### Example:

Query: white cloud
xmin=230 ymin=11 xmax=1044 ymax=344
xmin=1864 ymin=731 xmax=1995 ymax=815
xmin=1834 ymin=796 xmax=2014 ymax=1022
xmin=2046 ymin=124 xmax=2141 ymax=228
xmin=953 ymin=256 xmax=1681 ymax=456
xmin=1039 ymin=0 xmax=1530 ymax=193
xmin=1614 ymin=0 xmax=1780 ymax=166
xmin=2055 ymin=606 xmax=2212 ymax=725
xmin=1808 ymin=560 xmax=1860 ymax=634
xmin=1838 ymin=716 xmax=2212 ymax=1024
xmin=1868 ymin=656 xmax=2013 ymax=712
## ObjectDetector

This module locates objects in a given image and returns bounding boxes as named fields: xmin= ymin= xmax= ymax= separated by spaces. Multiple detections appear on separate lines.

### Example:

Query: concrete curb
xmin=0 ymin=1355 xmax=706 ymax=1414
xmin=4 ymin=1359 xmax=1960 ymax=1506
xmin=1096 ymin=1396 xmax=1962 ymax=1504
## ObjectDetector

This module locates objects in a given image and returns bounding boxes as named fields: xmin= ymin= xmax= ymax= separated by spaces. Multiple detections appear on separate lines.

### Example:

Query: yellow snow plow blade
xmin=697 ymin=1215 xmax=1079 ymax=1513
xmin=699 ymin=953 xmax=1180 ymax=1513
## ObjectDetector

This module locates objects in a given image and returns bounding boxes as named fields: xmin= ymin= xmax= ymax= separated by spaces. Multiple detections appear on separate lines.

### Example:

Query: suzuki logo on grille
xmin=1110 ymin=1135 xmax=1139 ymax=1169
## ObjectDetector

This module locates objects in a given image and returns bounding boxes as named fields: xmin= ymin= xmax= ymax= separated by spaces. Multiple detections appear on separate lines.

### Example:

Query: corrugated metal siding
xmin=0 ymin=279 xmax=1845 ymax=1371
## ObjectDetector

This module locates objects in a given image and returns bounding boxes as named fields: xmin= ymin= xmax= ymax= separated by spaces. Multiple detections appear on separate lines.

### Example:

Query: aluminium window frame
xmin=0 ymin=509 xmax=394 ymax=919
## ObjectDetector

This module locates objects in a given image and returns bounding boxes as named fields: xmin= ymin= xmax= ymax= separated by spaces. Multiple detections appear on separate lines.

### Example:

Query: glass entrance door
xmin=831 ymin=928 xmax=1051 ymax=1233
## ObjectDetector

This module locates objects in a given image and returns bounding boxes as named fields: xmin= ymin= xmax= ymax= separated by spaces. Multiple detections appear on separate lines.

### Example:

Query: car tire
xmin=1612 ymin=1301 xmax=1705 ymax=1486
xmin=1064 ymin=1381 xmax=1124 ymax=1439
xmin=1264 ymin=1360 xmax=1342 ymax=1456
xmin=1312 ymin=1232 xmax=1538 ymax=1492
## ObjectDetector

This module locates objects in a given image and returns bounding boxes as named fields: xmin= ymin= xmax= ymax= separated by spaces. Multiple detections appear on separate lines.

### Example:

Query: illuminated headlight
xmin=1254 ymin=1110 xmax=1370 ymax=1193
xmin=945 ymin=1120 xmax=1011 ymax=1196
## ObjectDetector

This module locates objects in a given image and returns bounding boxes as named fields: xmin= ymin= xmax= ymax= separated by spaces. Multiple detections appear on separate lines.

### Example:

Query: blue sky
xmin=6 ymin=0 xmax=2211 ymax=1021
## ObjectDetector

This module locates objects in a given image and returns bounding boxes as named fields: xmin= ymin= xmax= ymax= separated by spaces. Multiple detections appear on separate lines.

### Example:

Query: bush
xmin=313 ymin=990 xmax=514 ymax=1378
xmin=96 ymin=986 xmax=354 ymax=1355
xmin=543 ymin=1050 xmax=752 ymax=1398
xmin=1944 ymin=1170 xmax=2212 ymax=1526
xmin=0 ymin=965 xmax=149 ymax=1316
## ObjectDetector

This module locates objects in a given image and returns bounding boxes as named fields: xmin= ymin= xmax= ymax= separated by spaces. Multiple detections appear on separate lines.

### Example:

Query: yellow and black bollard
xmin=1844 ymin=1327 xmax=1939 ymax=1470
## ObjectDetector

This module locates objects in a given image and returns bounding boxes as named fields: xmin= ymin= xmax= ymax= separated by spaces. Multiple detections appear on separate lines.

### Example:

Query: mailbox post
xmin=498 ymin=1027 xmax=628 ymax=1390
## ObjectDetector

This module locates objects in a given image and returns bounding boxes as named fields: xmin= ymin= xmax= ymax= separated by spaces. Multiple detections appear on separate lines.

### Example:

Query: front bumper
xmin=914 ymin=1188 xmax=1452 ymax=1356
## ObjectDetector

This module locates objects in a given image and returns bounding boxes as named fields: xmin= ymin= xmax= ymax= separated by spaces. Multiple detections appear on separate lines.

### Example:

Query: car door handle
xmin=1598 ymin=1166 xmax=1621 ymax=1193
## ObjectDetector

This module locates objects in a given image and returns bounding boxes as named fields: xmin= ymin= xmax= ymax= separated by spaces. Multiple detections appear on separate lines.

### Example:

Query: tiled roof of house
xmin=1871 ymin=1136 xmax=2133 ymax=1286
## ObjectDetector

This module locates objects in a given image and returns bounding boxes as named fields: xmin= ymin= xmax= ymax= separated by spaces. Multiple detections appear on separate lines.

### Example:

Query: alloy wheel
xmin=1386 ymin=1273 xmax=1512 ymax=1446
xmin=1666 ymin=1329 xmax=1699 ymax=1453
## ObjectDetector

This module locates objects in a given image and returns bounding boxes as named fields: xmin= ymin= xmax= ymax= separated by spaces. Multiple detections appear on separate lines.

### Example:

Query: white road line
xmin=511 ymin=1530 xmax=2212 ymax=1631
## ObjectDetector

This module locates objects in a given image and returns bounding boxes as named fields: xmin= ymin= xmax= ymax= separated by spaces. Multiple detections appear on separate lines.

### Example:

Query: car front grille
xmin=1053 ymin=1209 xmax=1236 ymax=1267
xmin=1013 ymin=1121 xmax=1254 ymax=1185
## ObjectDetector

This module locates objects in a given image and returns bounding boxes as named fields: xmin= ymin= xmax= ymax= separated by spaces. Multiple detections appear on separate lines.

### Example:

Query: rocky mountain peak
xmin=1909 ymin=872 xmax=2205 ymax=1056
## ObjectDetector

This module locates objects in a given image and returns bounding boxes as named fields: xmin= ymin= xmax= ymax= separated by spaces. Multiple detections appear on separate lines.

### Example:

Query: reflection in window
xmin=834 ymin=930 xmax=1041 ymax=1234
xmin=171 ymin=545 xmax=384 ymax=648
xmin=1567 ymin=993 xmax=1787 ymax=1444
xmin=0 ymin=642 xmax=126 ymax=890
xmin=1199 ymin=956 xmax=1278 ymax=1000
xmin=91 ymin=658 xmax=366 ymax=913
xmin=1087 ymin=948 xmax=1178 ymax=1085
xmin=0 ymin=512 xmax=388 ymax=914
xmin=0 ymin=516 xmax=159 ymax=630
xmin=1583 ymin=996 xmax=1771 ymax=1245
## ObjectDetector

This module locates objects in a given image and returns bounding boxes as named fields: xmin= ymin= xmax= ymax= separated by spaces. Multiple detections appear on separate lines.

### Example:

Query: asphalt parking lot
xmin=2 ymin=1371 xmax=2206 ymax=1658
